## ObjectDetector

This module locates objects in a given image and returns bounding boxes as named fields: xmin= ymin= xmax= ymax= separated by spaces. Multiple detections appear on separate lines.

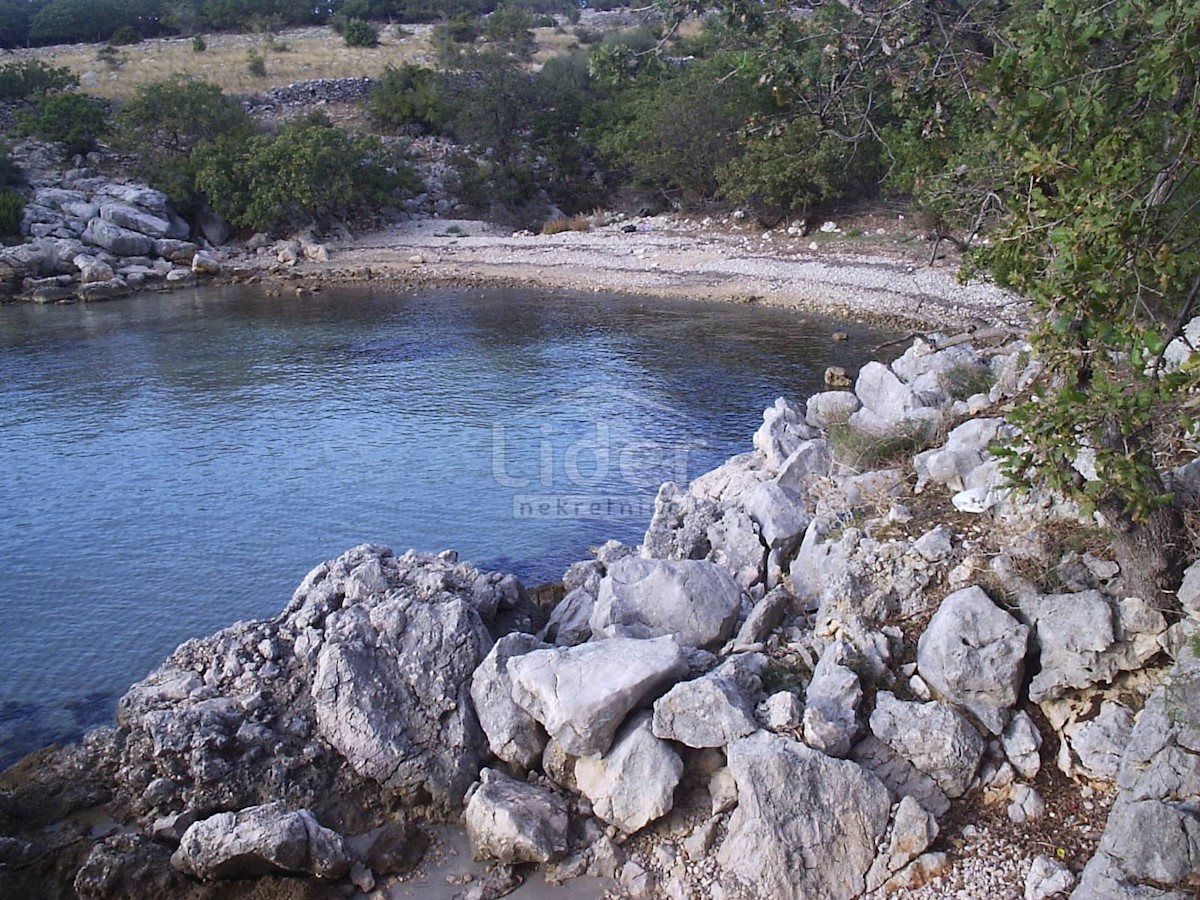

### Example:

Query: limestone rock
xmin=717 ymin=731 xmax=891 ymax=900
xmin=1020 ymin=590 xmax=1166 ymax=703
xmin=508 ymin=635 xmax=688 ymax=757
xmin=99 ymin=202 xmax=173 ymax=238
xmin=1002 ymin=710 xmax=1043 ymax=780
xmin=590 ymin=557 xmax=742 ymax=649
xmin=865 ymin=795 xmax=940 ymax=891
xmin=191 ymin=249 xmax=222 ymax=275
xmin=310 ymin=587 xmax=493 ymax=805
xmin=652 ymin=668 xmax=757 ymax=749
xmin=917 ymin=585 xmax=1029 ymax=733
xmin=171 ymin=802 xmax=350 ymax=880
xmin=754 ymin=397 xmax=817 ymax=470
xmin=1008 ymin=783 xmax=1046 ymax=823
xmin=802 ymin=640 xmax=863 ymax=758
xmin=575 ymin=711 xmax=683 ymax=833
xmin=869 ymin=692 xmax=984 ymax=799
xmin=365 ymin=820 xmax=429 ymax=876
xmin=1025 ymin=854 xmax=1076 ymax=900
xmin=470 ymin=633 xmax=549 ymax=769
xmin=464 ymin=768 xmax=568 ymax=864
xmin=805 ymin=391 xmax=860 ymax=429
xmin=82 ymin=218 xmax=155 ymax=257
xmin=1063 ymin=701 xmax=1134 ymax=780
xmin=732 ymin=585 xmax=793 ymax=649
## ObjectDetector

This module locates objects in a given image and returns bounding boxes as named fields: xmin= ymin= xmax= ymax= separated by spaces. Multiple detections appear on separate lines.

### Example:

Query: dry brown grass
xmin=541 ymin=213 xmax=591 ymax=235
xmin=1 ymin=25 xmax=436 ymax=100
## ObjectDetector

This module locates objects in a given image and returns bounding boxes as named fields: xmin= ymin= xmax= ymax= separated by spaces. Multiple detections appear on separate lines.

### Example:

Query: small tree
xmin=13 ymin=92 xmax=109 ymax=156
xmin=367 ymin=64 xmax=448 ymax=133
xmin=247 ymin=50 xmax=267 ymax=77
xmin=0 ymin=60 xmax=79 ymax=101
xmin=343 ymin=18 xmax=379 ymax=47
xmin=194 ymin=113 xmax=419 ymax=232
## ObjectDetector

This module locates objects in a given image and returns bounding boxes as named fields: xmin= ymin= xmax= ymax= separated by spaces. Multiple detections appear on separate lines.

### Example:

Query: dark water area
xmin=0 ymin=284 xmax=898 ymax=767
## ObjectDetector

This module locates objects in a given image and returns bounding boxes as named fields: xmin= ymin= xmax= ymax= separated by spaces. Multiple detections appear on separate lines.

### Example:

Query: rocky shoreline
xmin=4 ymin=157 xmax=1200 ymax=900
xmin=3 ymin=308 xmax=1200 ymax=899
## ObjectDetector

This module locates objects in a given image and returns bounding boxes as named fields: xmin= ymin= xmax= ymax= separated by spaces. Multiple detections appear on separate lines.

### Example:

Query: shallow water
xmin=0 ymin=284 xmax=897 ymax=766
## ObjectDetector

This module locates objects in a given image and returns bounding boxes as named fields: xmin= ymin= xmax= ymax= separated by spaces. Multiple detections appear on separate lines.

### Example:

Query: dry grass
xmin=1 ymin=25 xmax=437 ymax=100
xmin=541 ymin=213 xmax=591 ymax=235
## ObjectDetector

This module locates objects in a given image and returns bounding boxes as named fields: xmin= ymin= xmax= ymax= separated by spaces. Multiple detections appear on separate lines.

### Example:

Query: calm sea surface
xmin=0 ymin=284 xmax=897 ymax=766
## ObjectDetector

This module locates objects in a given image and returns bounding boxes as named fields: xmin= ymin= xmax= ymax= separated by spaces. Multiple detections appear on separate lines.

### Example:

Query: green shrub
xmin=246 ymin=50 xmax=267 ymax=77
xmin=0 ymin=190 xmax=23 ymax=240
xmin=192 ymin=35 xmax=207 ymax=52
xmin=109 ymin=24 xmax=141 ymax=45
xmin=0 ymin=142 xmax=22 ymax=189
xmin=193 ymin=113 xmax=420 ymax=233
xmin=343 ymin=18 xmax=379 ymax=48
xmin=113 ymin=76 xmax=253 ymax=213
xmin=940 ymin=363 xmax=996 ymax=401
xmin=0 ymin=60 xmax=79 ymax=101
xmin=96 ymin=45 xmax=123 ymax=69
xmin=367 ymin=64 xmax=447 ymax=133
xmin=718 ymin=115 xmax=872 ymax=222
xmin=13 ymin=92 xmax=109 ymax=156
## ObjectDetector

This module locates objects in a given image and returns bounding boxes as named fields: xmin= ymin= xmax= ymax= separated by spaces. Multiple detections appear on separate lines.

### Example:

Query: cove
xmin=0 ymin=284 xmax=898 ymax=767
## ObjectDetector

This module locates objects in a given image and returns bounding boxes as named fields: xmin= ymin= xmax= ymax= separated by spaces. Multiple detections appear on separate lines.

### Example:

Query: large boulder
xmin=575 ymin=711 xmax=683 ymax=833
xmin=590 ymin=557 xmax=742 ymax=649
xmin=310 ymin=588 xmax=493 ymax=805
xmin=717 ymin=731 xmax=892 ymax=900
xmin=99 ymin=202 xmax=174 ymax=239
xmin=82 ymin=218 xmax=155 ymax=257
xmin=652 ymin=667 xmax=757 ymax=749
xmin=1019 ymin=591 xmax=1166 ymax=703
xmin=917 ymin=585 xmax=1030 ymax=733
xmin=508 ymin=635 xmax=688 ymax=757
xmin=464 ymin=768 xmax=568 ymax=864
xmin=754 ymin=397 xmax=818 ymax=470
xmin=869 ymin=692 xmax=984 ymax=799
xmin=114 ymin=545 xmax=521 ymax=822
xmin=470 ymin=633 xmax=550 ymax=769
xmin=171 ymin=802 xmax=350 ymax=880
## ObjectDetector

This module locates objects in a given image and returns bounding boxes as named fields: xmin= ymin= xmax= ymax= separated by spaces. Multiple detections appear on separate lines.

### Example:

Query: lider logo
xmin=490 ymin=387 xmax=708 ymax=520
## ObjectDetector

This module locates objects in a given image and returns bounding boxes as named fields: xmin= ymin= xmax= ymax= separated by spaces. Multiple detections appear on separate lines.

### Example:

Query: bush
xmin=0 ymin=189 xmax=23 ymax=240
xmin=113 ymin=77 xmax=253 ymax=212
xmin=542 ymin=214 xmax=589 ymax=234
xmin=247 ymin=50 xmax=267 ymax=77
xmin=192 ymin=35 xmax=207 ymax=52
xmin=13 ymin=92 xmax=109 ymax=156
xmin=484 ymin=2 xmax=534 ymax=53
xmin=343 ymin=18 xmax=379 ymax=47
xmin=96 ymin=45 xmax=123 ymax=69
xmin=827 ymin=420 xmax=939 ymax=471
xmin=193 ymin=113 xmax=420 ymax=232
xmin=367 ymin=64 xmax=448 ymax=133
xmin=0 ymin=60 xmax=79 ymax=101
xmin=718 ymin=115 xmax=874 ymax=222
xmin=109 ymin=24 xmax=141 ymax=45
xmin=0 ymin=142 xmax=22 ymax=189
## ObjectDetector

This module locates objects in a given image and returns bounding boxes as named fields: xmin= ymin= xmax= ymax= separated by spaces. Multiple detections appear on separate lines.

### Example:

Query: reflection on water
xmin=0 ymin=284 xmax=897 ymax=766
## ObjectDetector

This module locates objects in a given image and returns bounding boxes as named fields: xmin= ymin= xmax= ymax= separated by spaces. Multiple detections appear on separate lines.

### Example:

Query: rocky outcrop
xmin=3 ymin=328 xmax=1196 ymax=900
xmin=171 ymin=802 xmax=350 ymax=880
xmin=508 ymin=635 xmax=688 ymax=757
xmin=3 ymin=162 xmax=230 ymax=302
xmin=718 ymin=731 xmax=892 ymax=900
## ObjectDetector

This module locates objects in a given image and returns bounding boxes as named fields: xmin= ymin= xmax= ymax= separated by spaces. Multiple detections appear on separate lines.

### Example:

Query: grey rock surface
xmin=464 ymin=768 xmax=568 ymax=864
xmin=470 ymin=633 xmax=550 ymax=769
xmin=590 ymin=556 xmax=742 ymax=649
xmin=575 ymin=711 xmax=683 ymax=833
xmin=717 ymin=730 xmax=891 ymax=900
xmin=917 ymin=585 xmax=1029 ymax=733
xmin=651 ymin=668 xmax=757 ymax=748
xmin=870 ymin=692 xmax=984 ymax=799
xmin=802 ymin=640 xmax=863 ymax=758
xmin=508 ymin=635 xmax=689 ymax=757
xmin=171 ymin=802 xmax=350 ymax=880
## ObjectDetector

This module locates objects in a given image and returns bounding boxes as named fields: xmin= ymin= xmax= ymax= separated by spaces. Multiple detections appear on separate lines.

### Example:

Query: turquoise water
xmin=0 ymin=284 xmax=895 ymax=766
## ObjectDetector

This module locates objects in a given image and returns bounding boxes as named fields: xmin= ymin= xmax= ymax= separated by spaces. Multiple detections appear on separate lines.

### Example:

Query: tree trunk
xmin=1099 ymin=495 xmax=1187 ymax=613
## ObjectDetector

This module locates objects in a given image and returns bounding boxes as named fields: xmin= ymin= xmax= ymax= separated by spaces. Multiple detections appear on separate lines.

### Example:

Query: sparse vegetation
xmin=940 ymin=363 xmax=996 ymax=401
xmin=13 ymin=92 xmax=109 ymax=156
xmin=541 ymin=214 xmax=590 ymax=235
xmin=246 ymin=50 xmax=267 ymax=77
xmin=343 ymin=18 xmax=379 ymax=48
xmin=0 ymin=190 xmax=23 ymax=241
xmin=0 ymin=60 xmax=79 ymax=101
xmin=827 ymin=420 xmax=940 ymax=471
